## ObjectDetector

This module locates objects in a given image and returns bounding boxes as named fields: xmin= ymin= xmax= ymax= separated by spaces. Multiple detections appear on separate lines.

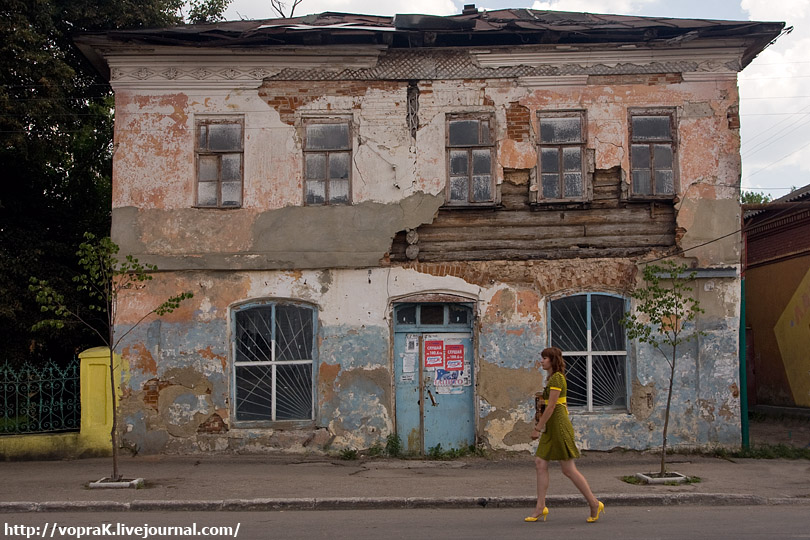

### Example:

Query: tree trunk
xmin=109 ymin=348 xmax=119 ymax=481
xmin=660 ymin=346 xmax=677 ymax=477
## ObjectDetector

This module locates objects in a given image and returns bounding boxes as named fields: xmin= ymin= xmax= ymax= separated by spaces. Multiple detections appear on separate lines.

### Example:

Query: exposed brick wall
xmin=506 ymin=102 xmax=531 ymax=142
xmin=143 ymin=378 xmax=172 ymax=411
xmin=258 ymin=80 xmax=407 ymax=125
xmin=747 ymin=210 xmax=810 ymax=267
xmin=197 ymin=413 xmax=229 ymax=434
xmin=587 ymin=73 xmax=684 ymax=86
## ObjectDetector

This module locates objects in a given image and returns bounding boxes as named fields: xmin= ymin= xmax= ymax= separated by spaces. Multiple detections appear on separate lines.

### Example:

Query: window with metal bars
xmin=445 ymin=114 xmax=495 ymax=205
xmin=549 ymin=293 xmax=628 ymax=412
xmin=232 ymin=302 xmax=316 ymax=423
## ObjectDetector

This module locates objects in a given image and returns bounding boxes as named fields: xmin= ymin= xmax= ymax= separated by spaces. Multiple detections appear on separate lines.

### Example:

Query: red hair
xmin=540 ymin=346 xmax=566 ymax=375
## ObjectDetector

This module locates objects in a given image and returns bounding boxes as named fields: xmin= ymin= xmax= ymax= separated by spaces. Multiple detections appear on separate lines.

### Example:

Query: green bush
xmin=385 ymin=434 xmax=403 ymax=457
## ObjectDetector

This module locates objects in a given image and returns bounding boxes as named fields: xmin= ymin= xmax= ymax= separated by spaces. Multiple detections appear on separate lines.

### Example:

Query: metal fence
xmin=0 ymin=358 xmax=81 ymax=435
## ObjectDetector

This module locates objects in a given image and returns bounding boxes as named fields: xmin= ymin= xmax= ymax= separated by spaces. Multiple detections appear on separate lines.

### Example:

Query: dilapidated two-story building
xmin=77 ymin=7 xmax=784 ymax=455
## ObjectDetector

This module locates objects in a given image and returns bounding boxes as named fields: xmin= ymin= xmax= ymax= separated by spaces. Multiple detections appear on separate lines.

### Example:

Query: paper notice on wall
xmin=434 ymin=368 xmax=463 ymax=386
xmin=436 ymin=384 xmax=463 ymax=395
xmin=406 ymin=334 xmax=419 ymax=353
xmin=403 ymin=352 xmax=417 ymax=374
xmin=444 ymin=344 xmax=464 ymax=371
xmin=400 ymin=373 xmax=415 ymax=382
xmin=424 ymin=339 xmax=444 ymax=369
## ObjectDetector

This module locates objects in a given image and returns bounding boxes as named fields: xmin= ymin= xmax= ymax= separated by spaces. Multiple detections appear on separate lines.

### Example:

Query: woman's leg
xmin=532 ymin=457 xmax=550 ymax=515
xmin=559 ymin=459 xmax=599 ymax=515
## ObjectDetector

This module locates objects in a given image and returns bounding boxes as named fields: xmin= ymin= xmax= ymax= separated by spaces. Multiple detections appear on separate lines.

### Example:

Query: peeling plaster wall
xmin=109 ymin=49 xmax=745 ymax=455
xmin=115 ymin=263 xmax=741 ymax=454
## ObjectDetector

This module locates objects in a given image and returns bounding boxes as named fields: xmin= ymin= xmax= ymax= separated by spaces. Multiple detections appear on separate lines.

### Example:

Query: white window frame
xmin=231 ymin=301 xmax=317 ymax=426
xmin=548 ymin=293 xmax=629 ymax=412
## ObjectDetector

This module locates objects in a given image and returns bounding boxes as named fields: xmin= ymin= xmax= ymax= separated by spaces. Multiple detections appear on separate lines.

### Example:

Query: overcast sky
xmin=224 ymin=0 xmax=808 ymax=200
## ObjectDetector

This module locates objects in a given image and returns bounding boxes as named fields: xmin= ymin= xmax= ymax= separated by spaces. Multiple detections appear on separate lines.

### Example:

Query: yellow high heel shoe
xmin=586 ymin=501 xmax=605 ymax=523
xmin=524 ymin=507 xmax=549 ymax=522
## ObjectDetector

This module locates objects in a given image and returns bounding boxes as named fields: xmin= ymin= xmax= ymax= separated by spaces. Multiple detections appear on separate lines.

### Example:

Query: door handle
xmin=427 ymin=388 xmax=438 ymax=407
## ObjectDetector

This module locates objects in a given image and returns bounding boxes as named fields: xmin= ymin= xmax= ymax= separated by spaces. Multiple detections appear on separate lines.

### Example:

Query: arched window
xmin=549 ymin=294 xmax=628 ymax=411
xmin=232 ymin=302 xmax=317 ymax=423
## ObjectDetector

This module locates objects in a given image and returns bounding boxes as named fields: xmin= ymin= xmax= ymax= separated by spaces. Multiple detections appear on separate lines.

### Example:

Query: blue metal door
xmin=393 ymin=304 xmax=475 ymax=454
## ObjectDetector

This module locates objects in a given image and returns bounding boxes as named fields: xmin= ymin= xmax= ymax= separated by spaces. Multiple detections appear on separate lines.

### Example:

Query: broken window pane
xmin=632 ymin=115 xmax=671 ymax=141
xmin=420 ymin=305 xmax=444 ymax=325
xmin=563 ymin=147 xmax=581 ymax=171
xmin=542 ymin=174 xmax=560 ymax=199
xmin=329 ymin=179 xmax=350 ymax=204
xmin=306 ymin=123 xmax=350 ymax=150
xmin=564 ymin=173 xmax=582 ymax=198
xmin=654 ymin=144 xmax=673 ymax=169
xmin=472 ymin=175 xmax=492 ymax=202
xmin=306 ymin=180 xmax=325 ymax=205
xmin=448 ymin=119 xmax=480 ymax=146
xmin=541 ymin=148 xmax=559 ymax=173
xmin=540 ymin=117 xmax=582 ymax=144
xmin=306 ymin=153 xmax=326 ymax=180
xmin=450 ymin=150 xmax=469 ymax=176
xmin=449 ymin=176 xmax=468 ymax=201
xmin=234 ymin=303 xmax=316 ymax=422
xmin=221 ymin=181 xmax=242 ymax=206
xmin=633 ymin=170 xmax=651 ymax=194
xmin=655 ymin=170 xmax=674 ymax=194
xmin=197 ymin=125 xmax=207 ymax=149
xmin=221 ymin=154 xmax=241 ymax=182
xmin=448 ymin=305 xmax=469 ymax=325
xmin=198 ymin=156 xmax=219 ymax=182
xmin=329 ymin=152 xmax=350 ymax=180
xmin=472 ymin=149 xmax=491 ymax=175
xmin=197 ymin=181 xmax=217 ymax=207
xmin=396 ymin=305 xmax=416 ymax=325
xmin=208 ymin=123 xmax=242 ymax=151
xmin=631 ymin=144 xmax=650 ymax=170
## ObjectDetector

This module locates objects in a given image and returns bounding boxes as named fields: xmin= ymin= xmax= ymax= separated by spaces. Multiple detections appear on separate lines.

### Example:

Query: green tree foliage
xmin=620 ymin=261 xmax=705 ymax=477
xmin=0 ymin=0 xmax=229 ymax=366
xmin=740 ymin=191 xmax=772 ymax=205
xmin=30 ymin=233 xmax=193 ymax=480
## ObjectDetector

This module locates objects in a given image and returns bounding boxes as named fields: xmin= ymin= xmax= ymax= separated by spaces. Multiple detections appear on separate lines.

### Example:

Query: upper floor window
xmin=537 ymin=111 xmax=587 ymax=201
xmin=196 ymin=119 xmax=243 ymax=208
xmin=233 ymin=302 xmax=317 ymax=424
xmin=549 ymin=293 xmax=627 ymax=412
xmin=304 ymin=121 xmax=351 ymax=205
xmin=629 ymin=110 xmax=676 ymax=198
xmin=446 ymin=114 xmax=495 ymax=206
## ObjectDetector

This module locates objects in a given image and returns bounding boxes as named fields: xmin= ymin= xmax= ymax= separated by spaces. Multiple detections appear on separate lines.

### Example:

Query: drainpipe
xmin=739 ymin=212 xmax=749 ymax=448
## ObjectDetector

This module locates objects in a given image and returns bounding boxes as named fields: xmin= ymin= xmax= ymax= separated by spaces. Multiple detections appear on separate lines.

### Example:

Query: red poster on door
xmin=424 ymin=340 xmax=444 ymax=368
xmin=444 ymin=344 xmax=464 ymax=371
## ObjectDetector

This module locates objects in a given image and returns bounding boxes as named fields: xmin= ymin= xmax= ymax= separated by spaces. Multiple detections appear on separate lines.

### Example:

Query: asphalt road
xmin=3 ymin=506 xmax=810 ymax=540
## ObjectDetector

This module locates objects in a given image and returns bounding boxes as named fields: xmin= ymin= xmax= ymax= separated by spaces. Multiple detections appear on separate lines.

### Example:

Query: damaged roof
xmin=76 ymin=8 xmax=785 ymax=67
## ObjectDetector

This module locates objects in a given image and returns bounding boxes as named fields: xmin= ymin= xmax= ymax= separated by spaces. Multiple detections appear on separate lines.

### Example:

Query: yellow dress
xmin=536 ymin=371 xmax=580 ymax=461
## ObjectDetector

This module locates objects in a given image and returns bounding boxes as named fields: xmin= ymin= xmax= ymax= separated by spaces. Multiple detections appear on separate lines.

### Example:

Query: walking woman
xmin=526 ymin=346 xmax=605 ymax=523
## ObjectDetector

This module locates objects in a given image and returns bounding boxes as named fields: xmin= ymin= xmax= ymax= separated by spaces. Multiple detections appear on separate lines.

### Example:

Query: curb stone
xmin=1 ymin=494 xmax=808 ymax=513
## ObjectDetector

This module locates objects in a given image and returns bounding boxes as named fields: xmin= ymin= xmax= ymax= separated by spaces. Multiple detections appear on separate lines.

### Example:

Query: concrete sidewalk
xmin=1 ymin=451 xmax=808 ymax=512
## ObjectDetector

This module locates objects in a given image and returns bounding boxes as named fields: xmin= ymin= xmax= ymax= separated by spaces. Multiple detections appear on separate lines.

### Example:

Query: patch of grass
xmin=339 ymin=448 xmax=358 ymax=460
xmin=426 ymin=444 xmax=485 ymax=460
xmin=621 ymin=475 xmax=643 ymax=485
xmin=367 ymin=443 xmax=384 ymax=457
xmin=714 ymin=444 xmax=810 ymax=460
xmin=427 ymin=443 xmax=444 ymax=459
xmin=385 ymin=434 xmax=403 ymax=457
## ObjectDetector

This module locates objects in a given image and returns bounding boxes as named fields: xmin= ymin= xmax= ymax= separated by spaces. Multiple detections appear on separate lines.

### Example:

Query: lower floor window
xmin=549 ymin=293 xmax=628 ymax=411
xmin=233 ymin=302 xmax=316 ymax=422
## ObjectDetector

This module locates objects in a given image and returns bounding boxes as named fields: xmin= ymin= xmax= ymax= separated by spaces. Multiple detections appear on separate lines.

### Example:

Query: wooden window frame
xmin=194 ymin=118 xmax=244 ymax=209
xmin=535 ymin=110 xmax=590 ymax=203
xmin=303 ymin=118 xmax=353 ymax=206
xmin=628 ymin=108 xmax=678 ymax=200
xmin=444 ymin=113 xmax=497 ymax=207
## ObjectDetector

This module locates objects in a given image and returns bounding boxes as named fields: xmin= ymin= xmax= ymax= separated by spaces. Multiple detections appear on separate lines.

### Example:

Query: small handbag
xmin=534 ymin=391 xmax=545 ymax=422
